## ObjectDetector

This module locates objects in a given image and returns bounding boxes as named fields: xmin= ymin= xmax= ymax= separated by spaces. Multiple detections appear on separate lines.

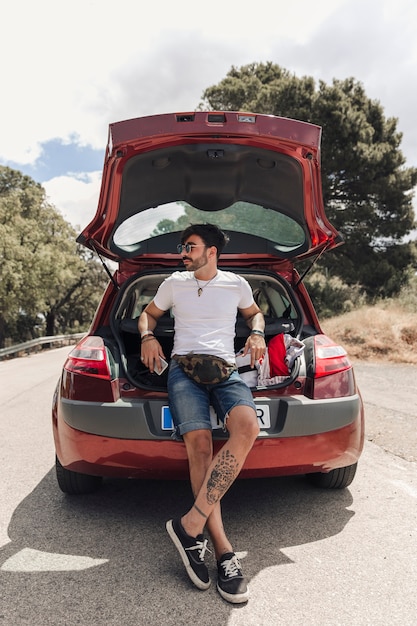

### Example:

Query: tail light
xmin=304 ymin=334 xmax=355 ymax=400
xmin=314 ymin=335 xmax=351 ymax=377
xmin=64 ymin=336 xmax=112 ymax=380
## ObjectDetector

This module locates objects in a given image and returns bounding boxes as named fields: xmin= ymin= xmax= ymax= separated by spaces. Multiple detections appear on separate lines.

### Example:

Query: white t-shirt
xmin=153 ymin=269 xmax=254 ymax=364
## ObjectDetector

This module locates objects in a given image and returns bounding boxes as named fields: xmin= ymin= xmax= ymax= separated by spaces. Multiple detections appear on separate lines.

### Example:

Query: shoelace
xmin=186 ymin=538 xmax=211 ymax=562
xmin=221 ymin=555 xmax=241 ymax=578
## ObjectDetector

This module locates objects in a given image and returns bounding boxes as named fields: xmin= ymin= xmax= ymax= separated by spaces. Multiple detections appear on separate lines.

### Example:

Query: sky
xmin=1 ymin=0 xmax=416 ymax=231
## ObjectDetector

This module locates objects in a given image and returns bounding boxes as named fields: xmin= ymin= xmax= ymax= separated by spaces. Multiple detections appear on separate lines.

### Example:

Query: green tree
xmin=200 ymin=63 xmax=417 ymax=298
xmin=0 ymin=166 xmax=107 ymax=347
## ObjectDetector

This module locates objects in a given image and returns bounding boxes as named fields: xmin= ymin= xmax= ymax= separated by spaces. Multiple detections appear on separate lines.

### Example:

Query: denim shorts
xmin=167 ymin=358 xmax=257 ymax=439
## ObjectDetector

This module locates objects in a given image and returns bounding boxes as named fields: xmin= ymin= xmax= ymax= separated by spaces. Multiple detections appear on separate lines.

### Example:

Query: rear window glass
xmin=113 ymin=201 xmax=305 ymax=254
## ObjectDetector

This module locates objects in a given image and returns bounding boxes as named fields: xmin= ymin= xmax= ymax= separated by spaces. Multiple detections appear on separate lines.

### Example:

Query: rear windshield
xmin=113 ymin=201 xmax=305 ymax=254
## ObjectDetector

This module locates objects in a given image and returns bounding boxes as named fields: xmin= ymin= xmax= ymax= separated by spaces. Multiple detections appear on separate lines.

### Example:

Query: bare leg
xmin=181 ymin=405 xmax=259 ymax=542
xmin=183 ymin=430 xmax=233 ymax=559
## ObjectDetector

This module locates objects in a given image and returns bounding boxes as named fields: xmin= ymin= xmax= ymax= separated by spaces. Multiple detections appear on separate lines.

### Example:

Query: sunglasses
xmin=176 ymin=243 xmax=206 ymax=254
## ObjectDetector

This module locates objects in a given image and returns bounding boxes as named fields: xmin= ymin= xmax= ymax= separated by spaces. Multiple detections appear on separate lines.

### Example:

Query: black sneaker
xmin=217 ymin=552 xmax=249 ymax=603
xmin=166 ymin=518 xmax=211 ymax=590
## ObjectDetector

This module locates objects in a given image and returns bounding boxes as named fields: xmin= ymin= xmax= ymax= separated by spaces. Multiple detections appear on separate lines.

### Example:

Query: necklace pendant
xmin=197 ymin=287 xmax=203 ymax=297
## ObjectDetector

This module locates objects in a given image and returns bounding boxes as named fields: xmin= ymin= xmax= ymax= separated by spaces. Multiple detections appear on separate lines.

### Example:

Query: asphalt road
xmin=0 ymin=348 xmax=416 ymax=626
xmin=352 ymin=361 xmax=417 ymax=463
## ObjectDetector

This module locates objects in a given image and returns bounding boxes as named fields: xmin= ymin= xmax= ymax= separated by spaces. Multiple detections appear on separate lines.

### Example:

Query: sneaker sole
xmin=216 ymin=582 xmax=250 ymax=604
xmin=166 ymin=519 xmax=211 ymax=591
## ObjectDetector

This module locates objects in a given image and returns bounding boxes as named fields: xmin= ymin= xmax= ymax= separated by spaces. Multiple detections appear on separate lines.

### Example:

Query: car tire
xmin=306 ymin=463 xmax=358 ymax=489
xmin=55 ymin=456 xmax=103 ymax=494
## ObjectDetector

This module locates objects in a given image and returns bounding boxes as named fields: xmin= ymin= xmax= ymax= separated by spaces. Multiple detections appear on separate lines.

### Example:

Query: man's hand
xmin=243 ymin=333 xmax=266 ymax=367
xmin=138 ymin=301 xmax=167 ymax=373
xmin=141 ymin=337 xmax=166 ymax=373
xmin=239 ymin=303 xmax=266 ymax=367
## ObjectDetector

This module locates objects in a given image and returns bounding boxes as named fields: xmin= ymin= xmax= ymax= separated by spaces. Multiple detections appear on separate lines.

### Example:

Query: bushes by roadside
xmin=321 ymin=276 xmax=417 ymax=363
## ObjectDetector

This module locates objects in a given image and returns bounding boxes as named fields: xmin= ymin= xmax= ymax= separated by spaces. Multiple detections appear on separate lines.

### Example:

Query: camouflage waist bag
xmin=173 ymin=353 xmax=237 ymax=385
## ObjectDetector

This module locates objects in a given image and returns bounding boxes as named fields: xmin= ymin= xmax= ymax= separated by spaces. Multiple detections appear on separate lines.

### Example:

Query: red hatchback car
xmin=52 ymin=111 xmax=364 ymax=494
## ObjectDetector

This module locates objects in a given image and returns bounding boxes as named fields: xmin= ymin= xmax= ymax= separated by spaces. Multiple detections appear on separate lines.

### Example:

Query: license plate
xmin=161 ymin=404 xmax=270 ymax=430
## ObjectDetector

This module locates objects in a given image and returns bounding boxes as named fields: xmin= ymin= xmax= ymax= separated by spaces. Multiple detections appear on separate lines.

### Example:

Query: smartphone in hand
xmin=153 ymin=357 xmax=168 ymax=375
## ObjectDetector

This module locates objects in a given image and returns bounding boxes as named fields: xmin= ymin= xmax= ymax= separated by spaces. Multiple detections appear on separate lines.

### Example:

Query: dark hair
xmin=181 ymin=223 xmax=229 ymax=258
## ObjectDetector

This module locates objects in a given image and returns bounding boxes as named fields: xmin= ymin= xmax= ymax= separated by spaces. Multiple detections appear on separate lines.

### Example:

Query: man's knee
xmin=183 ymin=429 xmax=213 ymax=461
xmin=227 ymin=406 xmax=260 ymax=442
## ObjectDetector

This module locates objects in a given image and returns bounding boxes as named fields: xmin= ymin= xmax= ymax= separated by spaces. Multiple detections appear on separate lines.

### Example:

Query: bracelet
xmin=141 ymin=335 xmax=157 ymax=343
xmin=250 ymin=329 xmax=265 ymax=337
xmin=141 ymin=330 xmax=154 ymax=339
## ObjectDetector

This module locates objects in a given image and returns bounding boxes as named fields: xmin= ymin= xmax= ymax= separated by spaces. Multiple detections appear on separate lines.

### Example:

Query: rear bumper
xmin=58 ymin=393 xmax=362 ymax=439
xmin=53 ymin=398 xmax=364 ymax=479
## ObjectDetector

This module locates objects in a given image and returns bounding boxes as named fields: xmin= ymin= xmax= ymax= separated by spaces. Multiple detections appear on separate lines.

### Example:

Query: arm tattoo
xmin=206 ymin=449 xmax=239 ymax=505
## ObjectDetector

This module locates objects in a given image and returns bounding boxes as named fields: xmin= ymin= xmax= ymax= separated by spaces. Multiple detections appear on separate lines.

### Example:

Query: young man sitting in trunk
xmin=139 ymin=223 xmax=265 ymax=603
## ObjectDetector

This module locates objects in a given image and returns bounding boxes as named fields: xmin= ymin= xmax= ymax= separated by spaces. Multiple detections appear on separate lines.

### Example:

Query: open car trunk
xmin=110 ymin=268 xmax=309 ymax=391
xmin=78 ymin=112 xmax=342 ymax=266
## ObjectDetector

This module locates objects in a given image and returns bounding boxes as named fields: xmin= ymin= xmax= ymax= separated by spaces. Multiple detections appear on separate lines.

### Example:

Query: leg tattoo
xmin=206 ymin=449 xmax=239 ymax=505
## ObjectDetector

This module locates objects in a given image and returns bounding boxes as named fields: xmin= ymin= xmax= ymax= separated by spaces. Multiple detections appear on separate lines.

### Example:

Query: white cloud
xmin=1 ymin=0 xmax=348 ymax=163
xmin=3 ymin=0 xmax=417 ymax=227
xmin=43 ymin=172 xmax=101 ymax=229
